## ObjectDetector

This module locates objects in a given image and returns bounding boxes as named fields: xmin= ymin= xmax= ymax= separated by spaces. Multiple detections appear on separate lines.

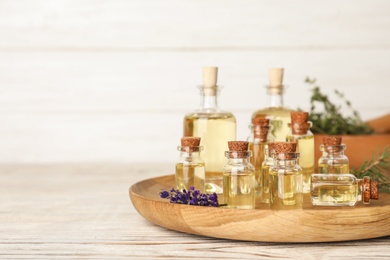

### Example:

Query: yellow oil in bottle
xmin=318 ymin=163 xmax=350 ymax=174
xmin=286 ymin=135 xmax=314 ymax=193
xmin=223 ymin=172 xmax=256 ymax=209
xmin=249 ymin=142 xmax=266 ymax=196
xmin=175 ymin=163 xmax=205 ymax=192
xmin=184 ymin=113 xmax=236 ymax=194
xmin=269 ymin=169 xmax=303 ymax=209
xmin=260 ymin=164 xmax=271 ymax=203
xmin=252 ymin=107 xmax=292 ymax=141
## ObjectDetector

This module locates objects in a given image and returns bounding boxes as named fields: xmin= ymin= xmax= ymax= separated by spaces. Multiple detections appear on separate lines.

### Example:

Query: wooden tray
xmin=129 ymin=174 xmax=390 ymax=243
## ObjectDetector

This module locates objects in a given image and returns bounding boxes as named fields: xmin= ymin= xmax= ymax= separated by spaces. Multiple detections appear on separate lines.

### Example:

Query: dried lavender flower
xmin=159 ymin=186 xmax=219 ymax=207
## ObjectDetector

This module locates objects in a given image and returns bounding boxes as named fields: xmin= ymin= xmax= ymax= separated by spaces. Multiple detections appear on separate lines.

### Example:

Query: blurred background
xmin=0 ymin=0 xmax=389 ymax=165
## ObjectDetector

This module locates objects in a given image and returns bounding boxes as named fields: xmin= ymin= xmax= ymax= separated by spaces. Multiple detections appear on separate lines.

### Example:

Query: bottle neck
xmin=200 ymin=95 xmax=218 ymax=110
xmin=275 ymin=159 xmax=298 ymax=167
xmin=320 ymin=145 xmax=346 ymax=157
xmin=269 ymin=93 xmax=284 ymax=107
xmin=179 ymin=151 xmax=201 ymax=158
xmin=227 ymin=158 xmax=251 ymax=164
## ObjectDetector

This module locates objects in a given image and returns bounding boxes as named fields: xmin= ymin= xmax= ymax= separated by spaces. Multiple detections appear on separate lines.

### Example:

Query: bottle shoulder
xmin=184 ymin=110 xmax=236 ymax=120
xmin=252 ymin=107 xmax=295 ymax=119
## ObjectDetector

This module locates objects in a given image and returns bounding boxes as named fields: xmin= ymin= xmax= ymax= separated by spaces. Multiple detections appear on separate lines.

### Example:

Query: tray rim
xmin=129 ymin=174 xmax=390 ymax=243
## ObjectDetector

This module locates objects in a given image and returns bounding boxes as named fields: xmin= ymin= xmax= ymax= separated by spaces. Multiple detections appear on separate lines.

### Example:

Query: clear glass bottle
xmin=223 ymin=141 xmax=256 ymax=209
xmin=311 ymin=174 xmax=379 ymax=206
xmin=286 ymin=111 xmax=314 ymax=194
xmin=318 ymin=136 xmax=349 ymax=174
xmin=184 ymin=67 xmax=236 ymax=194
xmin=175 ymin=137 xmax=205 ymax=192
xmin=269 ymin=142 xmax=303 ymax=210
xmin=251 ymin=68 xmax=295 ymax=141
xmin=247 ymin=117 xmax=275 ymax=197
xmin=260 ymin=142 xmax=275 ymax=203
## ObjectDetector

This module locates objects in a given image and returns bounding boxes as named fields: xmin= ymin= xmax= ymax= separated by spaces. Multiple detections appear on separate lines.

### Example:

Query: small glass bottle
xmin=251 ymin=68 xmax=295 ymax=141
xmin=260 ymin=142 xmax=275 ymax=203
xmin=286 ymin=111 xmax=314 ymax=194
xmin=247 ymin=116 xmax=275 ymax=197
xmin=175 ymin=137 xmax=205 ymax=192
xmin=184 ymin=67 xmax=236 ymax=194
xmin=269 ymin=142 xmax=303 ymax=210
xmin=311 ymin=174 xmax=379 ymax=206
xmin=223 ymin=141 xmax=256 ymax=209
xmin=318 ymin=136 xmax=349 ymax=174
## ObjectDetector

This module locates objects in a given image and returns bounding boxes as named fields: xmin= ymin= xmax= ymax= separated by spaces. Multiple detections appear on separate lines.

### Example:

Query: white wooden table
xmin=1 ymin=164 xmax=389 ymax=259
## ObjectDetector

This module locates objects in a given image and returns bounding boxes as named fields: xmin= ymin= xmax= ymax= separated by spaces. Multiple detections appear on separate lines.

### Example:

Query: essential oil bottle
xmin=175 ymin=137 xmax=205 ymax=192
xmin=251 ymin=68 xmax=295 ymax=141
xmin=260 ymin=142 xmax=275 ymax=203
xmin=184 ymin=67 xmax=236 ymax=194
xmin=223 ymin=141 xmax=256 ymax=209
xmin=247 ymin=116 xmax=275 ymax=197
xmin=318 ymin=136 xmax=349 ymax=174
xmin=269 ymin=142 xmax=303 ymax=210
xmin=311 ymin=174 xmax=379 ymax=206
xmin=286 ymin=111 xmax=314 ymax=193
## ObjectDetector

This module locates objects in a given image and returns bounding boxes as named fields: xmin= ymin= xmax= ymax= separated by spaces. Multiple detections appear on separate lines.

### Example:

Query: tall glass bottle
xmin=286 ymin=111 xmax=314 ymax=194
xmin=223 ymin=141 xmax=256 ymax=209
xmin=247 ymin=116 xmax=275 ymax=197
xmin=260 ymin=142 xmax=275 ymax=203
xmin=311 ymin=174 xmax=379 ymax=206
xmin=184 ymin=67 xmax=236 ymax=194
xmin=175 ymin=137 xmax=205 ymax=192
xmin=269 ymin=142 xmax=303 ymax=210
xmin=252 ymin=68 xmax=295 ymax=141
xmin=318 ymin=136 xmax=349 ymax=174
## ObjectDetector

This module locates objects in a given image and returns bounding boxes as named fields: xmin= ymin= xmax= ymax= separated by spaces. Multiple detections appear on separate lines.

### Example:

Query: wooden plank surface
xmin=1 ymin=164 xmax=389 ymax=259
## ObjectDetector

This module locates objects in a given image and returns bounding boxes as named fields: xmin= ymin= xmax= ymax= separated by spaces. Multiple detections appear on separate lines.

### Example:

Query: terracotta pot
xmin=314 ymin=134 xmax=390 ymax=171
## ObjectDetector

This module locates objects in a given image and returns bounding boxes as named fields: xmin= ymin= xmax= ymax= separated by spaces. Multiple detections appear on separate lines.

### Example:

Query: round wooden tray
xmin=129 ymin=174 xmax=390 ymax=243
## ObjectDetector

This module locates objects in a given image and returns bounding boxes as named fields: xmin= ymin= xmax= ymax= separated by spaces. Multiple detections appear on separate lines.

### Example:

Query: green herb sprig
xmin=351 ymin=146 xmax=390 ymax=193
xmin=305 ymin=78 xmax=373 ymax=135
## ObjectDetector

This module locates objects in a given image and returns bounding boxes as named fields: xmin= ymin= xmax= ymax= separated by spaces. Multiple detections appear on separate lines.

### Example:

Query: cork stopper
xmin=228 ymin=141 xmax=249 ymax=152
xmin=371 ymin=180 xmax=379 ymax=200
xmin=253 ymin=117 xmax=270 ymax=127
xmin=227 ymin=141 xmax=250 ymax=158
xmin=323 ymin=136 xmax=342 ymax=146
xmin=252 ymin=114 xmax=266 ymax=124
xmin=273 ymin=141 xmax=298 ymax=159
xmin=268 ymin=68 xmax=284 ymax=95
xmin=291 ymin=111 xmax=309 ymax=123
xmin=274 ymin=142 xmax=297 ymax=153
xmin=179 ymin=137 xmax=201 ymax=152
xmin=181 ymin=137 xmax=201 ymax=147
xmin=202 ymin=66 xmax=218 ymax=96
xmin=290 ymin=111 xmax=310 ymax=135
xmin=267 ymin=142 xmax=275 ymax=156
xmin=269 ymin=68 xmax=284 ymax=86
xmin=252 ymin=117 xmax=271 ymax=142
xmin=362 ymin=177 xmax=379 ymax=204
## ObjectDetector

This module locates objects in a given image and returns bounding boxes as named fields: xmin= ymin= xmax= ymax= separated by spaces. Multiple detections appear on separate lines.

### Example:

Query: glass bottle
xmin=318 ymin=136 xmax=349 ymax=174
xmin=175 ymin=137 xmax=205 ymax=192
xmin=184 ymin=67 xmax=236 ymax=194
xmin=286 ymin=111 xmax=314 ymax=194
xmin=269 ymin=142 xmax=303 ymax=210
xmin=223 ymin=141 xmax=256 ymax=209
xmin=251 ymin=68 xmax=295 ymax=141
xmin=247 ymin=116 xmax=275 ymax=197
xmin=260 ymin=142 xmax=275 ymax=203
xmin=311 ymin=174 xmax=379 ymax=206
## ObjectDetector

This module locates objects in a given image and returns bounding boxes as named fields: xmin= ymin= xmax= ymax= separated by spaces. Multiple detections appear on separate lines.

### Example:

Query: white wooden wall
xmin=0 ymin=0 xmax=389 ymax=164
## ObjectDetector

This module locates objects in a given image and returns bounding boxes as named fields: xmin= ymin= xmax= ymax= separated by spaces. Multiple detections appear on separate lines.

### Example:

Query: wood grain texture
xmin=130 ymin=174 xmax=390 ymax=243
xmin=1 ymin=164 xmax=390 ymax=259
